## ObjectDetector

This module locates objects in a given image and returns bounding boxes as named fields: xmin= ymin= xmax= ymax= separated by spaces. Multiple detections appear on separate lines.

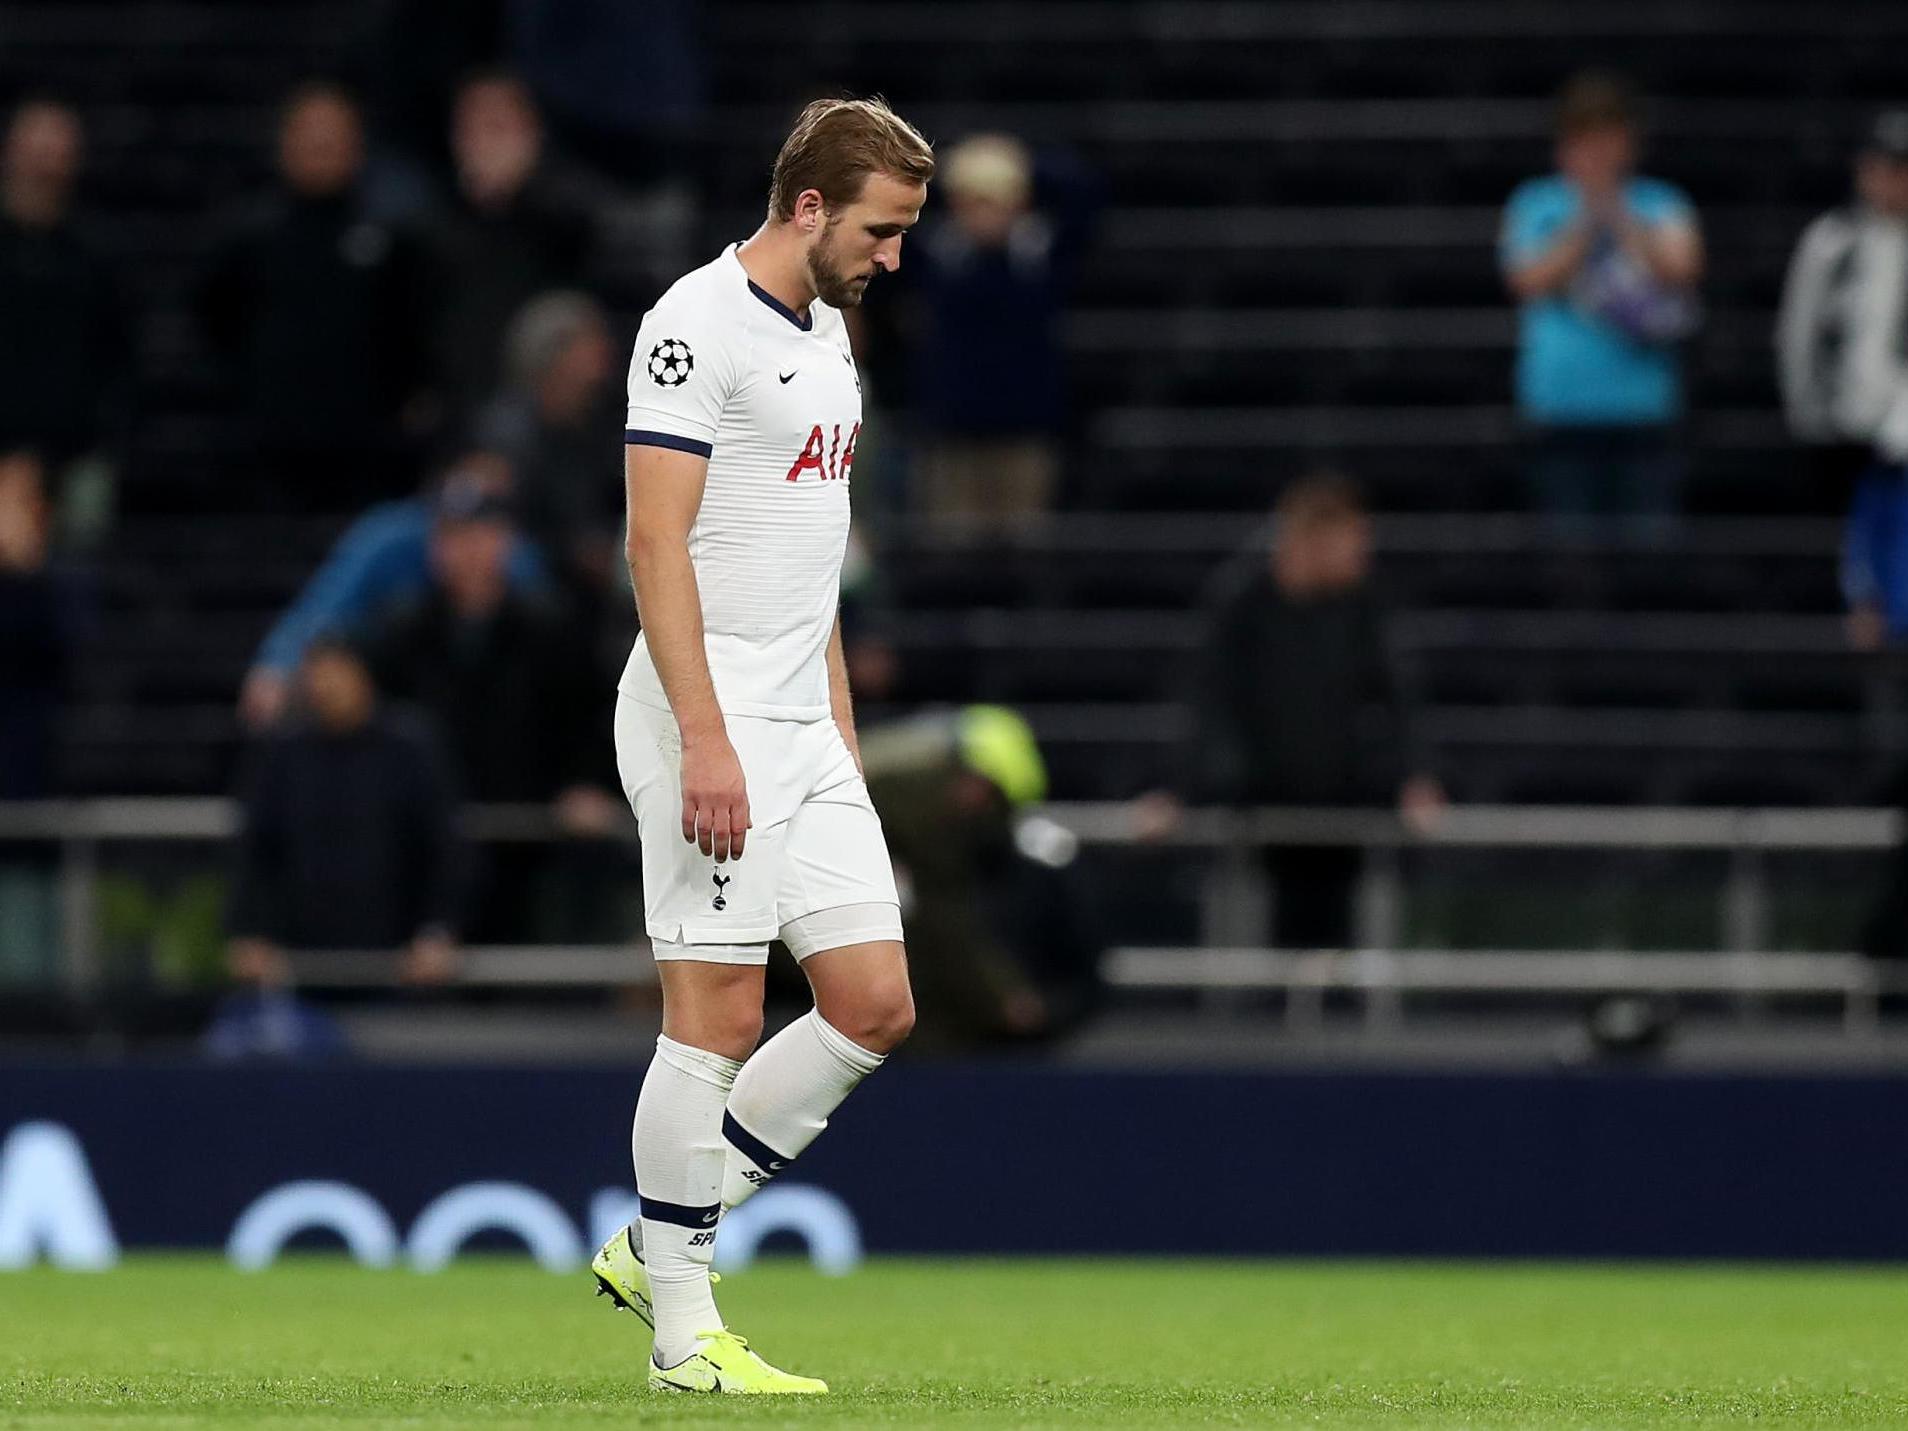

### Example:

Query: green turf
xmin=4 ymin=1256 xmax=1907 ymax=1428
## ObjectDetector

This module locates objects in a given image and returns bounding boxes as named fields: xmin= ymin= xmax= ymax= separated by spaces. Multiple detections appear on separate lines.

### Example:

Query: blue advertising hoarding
xmin=3 ymin=1061 xmax=1906 ymax=1268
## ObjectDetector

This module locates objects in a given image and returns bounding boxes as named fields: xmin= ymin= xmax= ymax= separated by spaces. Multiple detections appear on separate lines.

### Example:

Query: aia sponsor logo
xmin=785 ymin=421 xmax=859 ymax=482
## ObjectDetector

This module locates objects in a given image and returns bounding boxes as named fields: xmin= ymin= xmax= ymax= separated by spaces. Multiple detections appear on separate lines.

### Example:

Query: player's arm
xmin=824 ymin=610 xmax=862 ymax=774
xmin=625 ymin=442 xmax=750 ymax=861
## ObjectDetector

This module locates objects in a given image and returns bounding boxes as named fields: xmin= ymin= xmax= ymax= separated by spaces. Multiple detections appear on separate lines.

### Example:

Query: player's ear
xmin=794 ymin=188 xmax=826 ymax=233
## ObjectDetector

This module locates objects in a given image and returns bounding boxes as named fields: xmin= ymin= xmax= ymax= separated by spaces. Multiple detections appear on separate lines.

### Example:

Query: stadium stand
xmin=4 ymin=0 xmax=1906 ymax=825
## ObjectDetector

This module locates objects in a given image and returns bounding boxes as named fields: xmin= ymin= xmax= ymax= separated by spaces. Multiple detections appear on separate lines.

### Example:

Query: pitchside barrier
xmin=0 ymin=799 xmax=1900 ymax=998
xmin=4 ymin=1062 xmax=1908 ymax=1269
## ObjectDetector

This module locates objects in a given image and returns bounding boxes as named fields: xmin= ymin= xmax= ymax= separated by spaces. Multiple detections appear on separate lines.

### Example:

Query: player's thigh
xmin=776 ymin=746 xmax=910 ymax=1047
xmin=656 ymin=958 xmax=769 ymax=1060
xmin=774 ymin=742 xmax=902 ymax=941
xmin=616 ymin=696 xmax=794 ymax=952
xmin=801 ymin=939 xmax=913 ymax=1052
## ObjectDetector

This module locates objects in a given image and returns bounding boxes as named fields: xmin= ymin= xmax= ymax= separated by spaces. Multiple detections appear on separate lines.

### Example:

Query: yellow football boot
xmin=648 ymin=1329 xmax=828 ymax=1394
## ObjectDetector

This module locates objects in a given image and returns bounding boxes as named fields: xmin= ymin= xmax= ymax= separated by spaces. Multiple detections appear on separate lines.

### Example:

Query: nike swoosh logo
xmin=778 ymin=371 xmax=797 ymax=384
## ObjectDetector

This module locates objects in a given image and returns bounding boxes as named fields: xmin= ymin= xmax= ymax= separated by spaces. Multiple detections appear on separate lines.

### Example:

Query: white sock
xmin=720 ymin=1009 xmax=886 ymax=1211
xmin=632 ymin=1033 xmax=741 ymax=1367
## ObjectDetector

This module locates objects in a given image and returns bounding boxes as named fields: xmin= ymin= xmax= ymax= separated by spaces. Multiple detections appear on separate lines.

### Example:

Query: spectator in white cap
xmin=907 ymin=133 xmax=1098 ymax=530
xmin=1777 ymin=110 xmax=1908 ymax=648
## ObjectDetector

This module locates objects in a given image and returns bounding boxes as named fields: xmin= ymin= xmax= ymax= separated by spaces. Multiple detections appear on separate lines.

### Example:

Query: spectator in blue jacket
xmin=909 ymin=134 xmax=1097 ymax=529
xmin=1842 ymin=475 xmax=1908 ymax=649
xmin=1501 ymin=74 xmax=1703 ymax=537
xmin=237 ymin=452 xmax=547 ymax=729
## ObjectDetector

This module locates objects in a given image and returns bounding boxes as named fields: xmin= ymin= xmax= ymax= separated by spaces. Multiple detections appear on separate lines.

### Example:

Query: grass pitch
xmin=4 ymin=1256 xmax=1907 ymax=1428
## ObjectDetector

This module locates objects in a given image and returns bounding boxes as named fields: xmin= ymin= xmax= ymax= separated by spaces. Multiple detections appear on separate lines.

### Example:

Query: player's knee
xmin=848 ymin=984 xmax=914 ymax=1055
xmin=714 ymin=1005 xmax=766 ymax=1059
xmin=671 ymin=1003 xmax=763 ymax=1062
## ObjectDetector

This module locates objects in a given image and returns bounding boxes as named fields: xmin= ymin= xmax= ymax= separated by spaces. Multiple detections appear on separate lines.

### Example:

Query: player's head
xmin=768 ymin=97 xmax=934 ymax=307
xmin=1554 ymin=71 xmax=1639 ymax=191
xmin=300 ymin=638 xmax=376 ymax=733
xmin=1857 ymin=110 xmax=1908 ymax=217
xmin=1272 ymin=472 xmax=1371 ymax=597
xmin=3 ymin=98 xmax=83 ymax=210
xmin=278 ymin=82 xmax=363 ymax=198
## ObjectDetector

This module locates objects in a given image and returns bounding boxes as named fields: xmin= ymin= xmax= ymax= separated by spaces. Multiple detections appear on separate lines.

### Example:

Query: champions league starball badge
xmin=647 ymin=338 xmax=695 ymax=387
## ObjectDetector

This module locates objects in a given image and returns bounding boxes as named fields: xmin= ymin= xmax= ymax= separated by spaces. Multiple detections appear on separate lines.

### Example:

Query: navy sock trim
xmin=638 ymin=1195 xmax=721 ymax=1230
xmin=722 ymin=1110 xmax=793 ymax=1175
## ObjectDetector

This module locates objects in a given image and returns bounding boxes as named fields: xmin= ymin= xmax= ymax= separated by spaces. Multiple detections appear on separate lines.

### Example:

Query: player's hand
xmin=681 ymin=733 xmax=751 ymax=862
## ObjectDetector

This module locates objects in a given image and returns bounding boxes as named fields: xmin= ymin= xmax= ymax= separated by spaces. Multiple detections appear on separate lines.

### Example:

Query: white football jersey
xmin=621 ymin=245 xmax=863 ymax=720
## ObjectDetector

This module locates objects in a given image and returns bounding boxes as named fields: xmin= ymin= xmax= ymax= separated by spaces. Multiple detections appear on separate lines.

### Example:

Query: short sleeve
xmin=625 ymin=296 xmax=741 ymax=459
xmin=1500 ymin=180 xmax=1566 ymax=271
xmin=1631 ymin=180 xmax=1697 ymax=233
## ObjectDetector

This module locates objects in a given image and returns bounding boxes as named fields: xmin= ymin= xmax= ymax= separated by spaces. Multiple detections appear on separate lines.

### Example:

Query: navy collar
xmin=747 ymin=277 xmax=813 ymax=331
xmin=734 ymin=244 xmax=813 ymax=331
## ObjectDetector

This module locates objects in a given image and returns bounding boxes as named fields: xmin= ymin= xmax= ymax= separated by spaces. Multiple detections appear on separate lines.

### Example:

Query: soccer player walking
xmin=590 ymin=99 xmax=933 ymax=1394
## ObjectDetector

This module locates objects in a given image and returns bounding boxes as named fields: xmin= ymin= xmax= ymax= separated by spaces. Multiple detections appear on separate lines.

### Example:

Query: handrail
xmin=0 ymin=797 xmax=1895 ymax=851
xmin=2 ymin=799 xmax=1893 ymax=998
xmin=1101 ymin=946 xmax=1891 ymax=1035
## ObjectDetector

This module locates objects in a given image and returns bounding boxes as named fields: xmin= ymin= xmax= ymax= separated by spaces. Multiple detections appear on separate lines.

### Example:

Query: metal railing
xmin=1101 ymin=947 xmax=1890 ymax=1035
xmin=0 ymin=798 xmax=1897 ymax=999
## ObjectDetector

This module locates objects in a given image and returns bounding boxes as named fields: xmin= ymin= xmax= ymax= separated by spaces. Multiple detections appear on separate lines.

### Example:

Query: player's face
xmin=807 ymin=173 xmax=927 ymax=306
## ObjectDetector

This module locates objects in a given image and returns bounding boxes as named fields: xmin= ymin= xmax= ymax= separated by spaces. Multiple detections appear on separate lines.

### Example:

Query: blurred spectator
xmin=1778 ymin=112 xmax=1908 ymax=499
xmin=0 ymin=99 xmax=130 ymax=545
xmin=474 ymin=292 xmax=622 ymax=602
xmin=228 ymin=639 xmax=465 ymax=988
xmin=1501 ymin=73 xmax=1703 ymax=537
xmin=238 ymin=452 xmax=548 ymax=730
xmin=839 ymin=524 xmax=901 ymax=704
xmin=357 ymin=480 xmax=620 ymax=941
xmin=425 ymin=72 xmax=596 ymax=427
xmin=909 ymin=134 xmax=1096 ymax=528
xmin=199 ymin=83 xmax=428 ymax=512
xmin=0 ymin=451 xmax=80 ymax=984
xmin=861 ymin=706 xmax=1100 ymax=1049
xmin=1139 ymin=475 xmax=1443 ymax=950
xmin=350 ymin=0 xmax=508 ymax=220
xmin=1776 ymin=111 xmax=1908 ymax=651
xmin=1861 ymin=759 xmax=1908 ymax=962
xmin=0 ymin=452 xmax=81 ymax=799
xmin=507 ymin=0 xmax=706 ymax=187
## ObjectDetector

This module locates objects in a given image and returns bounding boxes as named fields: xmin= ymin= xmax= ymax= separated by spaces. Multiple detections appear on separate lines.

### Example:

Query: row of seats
xmin=9 ymin=1 xmax=1898 ymax=815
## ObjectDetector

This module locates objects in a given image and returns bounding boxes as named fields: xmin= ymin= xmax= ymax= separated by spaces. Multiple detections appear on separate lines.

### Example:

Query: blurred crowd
xmin=9 ymin=44 xmax=1908 ymax=1037
xmin=0 ymin=4 xmax=1109 ymax=1041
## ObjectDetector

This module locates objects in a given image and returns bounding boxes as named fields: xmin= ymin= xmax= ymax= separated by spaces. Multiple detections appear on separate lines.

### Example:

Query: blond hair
xmin=768 ymin=97 xmax=934 ymax=220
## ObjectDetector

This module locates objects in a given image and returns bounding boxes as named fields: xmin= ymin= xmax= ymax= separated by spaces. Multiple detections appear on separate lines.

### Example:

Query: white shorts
xmin=614 ymin=695 xmax=903 ymax=965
